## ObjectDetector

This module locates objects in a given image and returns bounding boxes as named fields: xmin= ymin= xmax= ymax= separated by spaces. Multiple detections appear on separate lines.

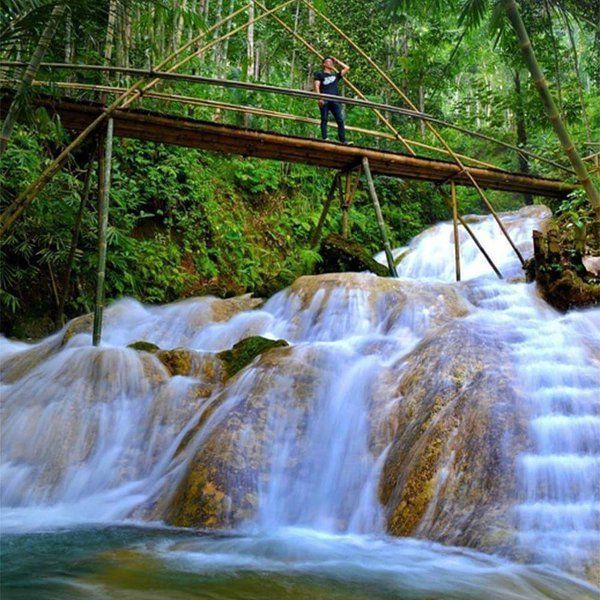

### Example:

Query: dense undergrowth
xmin=3 ymin=118 xmax=520 ymax=339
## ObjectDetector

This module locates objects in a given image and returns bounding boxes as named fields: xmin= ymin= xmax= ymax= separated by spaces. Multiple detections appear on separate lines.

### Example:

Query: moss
xmin=217 ymin=336 xmax=289 ymax=379
xmin=127 ymin=340 xmax=160 ymax=353
xmin=317 ymin=233 xmax=389 ymax=277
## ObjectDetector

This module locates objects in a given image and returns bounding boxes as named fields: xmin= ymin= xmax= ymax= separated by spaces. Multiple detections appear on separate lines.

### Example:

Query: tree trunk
xmin=174 ymin=0 xmax=188 ymax=54
xmin=543 ymin=0 xmax=563 ymax=117
xmin=221 ymin=0 xmax=236 ymax=69
xmin=104 ymin=0 xmax=118 ymax=65
xmin=513 ymin=70 xmax=533 ymax=205
xmin=561 ymin=9 xmax=593 ymax=155
xmin=503 ymin=0 xmax=599 ymax=218
xmin=418 ymin=84 xmax=426 ymax=138
xmin=247 ymin=0 xmax=255 ymax=80
xmin=0 ymin=3 xmax=66 ymax=155
xmin=290 ymin=0 xmax=301 ymax=84
xmin=213 ymin=0 xmax=223 ymax=66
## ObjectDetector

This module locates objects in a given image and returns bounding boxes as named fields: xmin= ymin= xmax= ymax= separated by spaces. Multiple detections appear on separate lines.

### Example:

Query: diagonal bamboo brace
xmin=362 ymin=157 xmax=398 ymax=277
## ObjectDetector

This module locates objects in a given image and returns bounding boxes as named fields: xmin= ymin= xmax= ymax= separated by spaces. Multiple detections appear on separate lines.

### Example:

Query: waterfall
xmin=1 ymin=204 xmax=598 ymax=588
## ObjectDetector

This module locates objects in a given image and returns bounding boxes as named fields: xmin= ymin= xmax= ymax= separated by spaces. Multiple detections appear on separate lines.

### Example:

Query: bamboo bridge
xmin=0 ymin=90 xmax=574 ymax=199
xmin=0 ymin=0 xmax=588 ymax=344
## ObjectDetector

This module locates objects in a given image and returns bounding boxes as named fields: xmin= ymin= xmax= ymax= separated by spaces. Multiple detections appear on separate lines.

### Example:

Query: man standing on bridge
xmin=314 ymin=57 xmax=351 ymax=144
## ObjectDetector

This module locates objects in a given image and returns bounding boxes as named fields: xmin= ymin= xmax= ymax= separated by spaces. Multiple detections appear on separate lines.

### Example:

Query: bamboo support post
xmin=440 ymin=188 xmax=502 ymax=279
xmin=310 ymin=172 xmax=340 ymax=247
xmin=451 ymin=181 xmax=461 ymax=282
xmin=92 ymin=118 xmax=114 ymax=346
xmin=362 ymin=157 xmax=398 ymax=277
xmin=303 ymin=0 xmax=526 ymax=266
xmin=342 ymin=172 xmax=352 ymax=238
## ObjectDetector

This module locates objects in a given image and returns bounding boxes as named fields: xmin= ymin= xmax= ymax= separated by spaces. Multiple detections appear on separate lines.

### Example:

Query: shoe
xmin=343 ymin=141 xmax=354 ymax=146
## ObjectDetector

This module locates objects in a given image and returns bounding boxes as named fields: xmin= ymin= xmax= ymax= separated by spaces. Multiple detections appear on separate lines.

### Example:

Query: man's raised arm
xmin=333 ymin=57 xmax=350 ymax=77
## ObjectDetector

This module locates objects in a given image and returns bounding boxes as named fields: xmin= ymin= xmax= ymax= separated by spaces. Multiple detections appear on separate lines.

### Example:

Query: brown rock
xmin=165 ymin=345 xmax=323 ymax=528
xmin=378 ymin=322 xmax=529 ymax=555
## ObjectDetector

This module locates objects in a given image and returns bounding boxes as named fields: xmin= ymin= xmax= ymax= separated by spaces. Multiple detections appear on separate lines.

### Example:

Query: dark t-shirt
xmin=314 ymin=71 xmax=343 ymax=96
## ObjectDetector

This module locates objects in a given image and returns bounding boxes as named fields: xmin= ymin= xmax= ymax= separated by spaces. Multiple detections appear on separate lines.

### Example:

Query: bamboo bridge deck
xmin=7 ymin=93 xmax=576 ymax=199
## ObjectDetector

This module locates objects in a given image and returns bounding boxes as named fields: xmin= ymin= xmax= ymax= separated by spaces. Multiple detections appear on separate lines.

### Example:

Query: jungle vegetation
xmin=1 ymin=0 xmax=598 ymax=337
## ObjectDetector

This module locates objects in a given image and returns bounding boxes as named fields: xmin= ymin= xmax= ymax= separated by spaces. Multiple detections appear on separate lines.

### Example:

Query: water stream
xmin=1 ymin=205 xmax=598 ymax=599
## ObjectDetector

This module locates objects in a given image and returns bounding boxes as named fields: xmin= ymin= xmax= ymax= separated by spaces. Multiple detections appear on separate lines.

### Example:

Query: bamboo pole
xmin=503 ymin=0 xmax=599 ymax=219
xmin=4 ymin=60 xmax=572 ymax=174
xmin=440 ymin=188 xmax=502 ymax=279
xmin=362 ymin=157 xmax=398 ymax=277
xmin=254 ymin=0 xmax=416 ymax=155
xmin=92 ymin=118 xmax=114 ymax=346
xmin=303 ymin=0 xmax=526 ymax=266
xmin=0 ymin=4 xmax=66 ymax=154
xmin=310 ymin=172 xmax=340 ymax=247
xmin=451 ymin=181 xmax=461 ymax=282
xmin=342 ymin=171 xmax=352 ymax=238
xmin=13 ymin=78 xmax=503 ymax=170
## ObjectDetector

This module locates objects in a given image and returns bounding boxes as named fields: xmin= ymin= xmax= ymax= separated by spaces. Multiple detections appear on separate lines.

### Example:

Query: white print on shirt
xmin=323 ymin=75 xmax=337 ymax=86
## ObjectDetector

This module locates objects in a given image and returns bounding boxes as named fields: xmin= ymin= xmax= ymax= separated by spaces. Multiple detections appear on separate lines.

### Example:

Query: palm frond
xmin=458 ymin=0 xmax=489 ymax=30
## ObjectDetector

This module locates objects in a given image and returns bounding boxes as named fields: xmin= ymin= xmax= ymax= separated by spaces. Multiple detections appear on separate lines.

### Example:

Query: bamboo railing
xmin=8 ymin=78 xmax=503 ymax=171
xmin=0 ymin=61 xmax=575 ymax=176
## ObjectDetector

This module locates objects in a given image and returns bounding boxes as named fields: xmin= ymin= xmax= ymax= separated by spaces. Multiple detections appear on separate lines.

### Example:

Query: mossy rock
xmin=127 ymin=340 xmax=160 ymax=353
xmin=156 ymin=348 xmax=194 ymax=376
xmin=217 ymin=336 xmax=289 ymax=379
xmin=317 ymin=233 xmax=389 ymax=277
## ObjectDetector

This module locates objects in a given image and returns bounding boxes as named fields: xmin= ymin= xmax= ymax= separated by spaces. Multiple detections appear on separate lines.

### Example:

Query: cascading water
xmin=1 ymin=205 xmax=598 ymax=599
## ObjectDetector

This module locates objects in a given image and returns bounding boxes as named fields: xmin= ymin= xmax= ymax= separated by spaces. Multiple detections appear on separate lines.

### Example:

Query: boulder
xmin=318 ymin=233 xmax=389 ymax=277
xmin=128 ymin=340 xmax=160 ymax=353
xmin=217 ymin=336 xmax=289 ymax=379
xmin=378 ymin=321 xmax=529 ymax=555
xmin=165 ymin=345 xmax=323 ymax=528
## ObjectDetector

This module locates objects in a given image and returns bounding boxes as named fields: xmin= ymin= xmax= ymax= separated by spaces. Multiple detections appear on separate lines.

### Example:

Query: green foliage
xmin=1 ymin=0 xmax=597 ymax=337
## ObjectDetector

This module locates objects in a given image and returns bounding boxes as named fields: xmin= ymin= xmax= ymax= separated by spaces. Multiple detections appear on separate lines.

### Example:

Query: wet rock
xmin=165 ymin=346 xmax=323 ymax=529
xmin=128 ymin=341 xmax=160 ymax=353
xmin=156 ymin=348 xmax=194 ymax=376
xmin=61 ymin=312 xmax=93 ymax=345
xmin=156 ymin=348 xmax=225 ymax=382
xmin=217 ymin=336 xmax=289 ymax=379
xmin=531 ymin=228 xmax=600 ymax=311
xmin=286 ymin=273 xmax=470 ymax=334
xmin=209 ymin=294 xmax=264 ymax=322
xmin=0 ymin=336 xmax=62 ymax=384
xmin=378 ymin=322 xmax=528 ymax=555
xmin=318 ymin=233 xmax=390 ymax=277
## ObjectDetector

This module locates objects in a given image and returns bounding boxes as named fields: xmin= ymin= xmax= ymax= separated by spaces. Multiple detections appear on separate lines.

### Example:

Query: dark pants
xmin=320 ymin=101 xmax=346 ymax=142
